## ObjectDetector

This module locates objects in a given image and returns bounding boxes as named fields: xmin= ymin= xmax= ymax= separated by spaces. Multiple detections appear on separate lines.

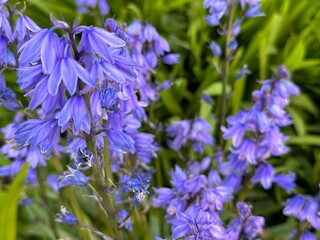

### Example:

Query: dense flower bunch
xmin=0 ymin=0 xmax=163 ymax=235
xmin=153 ymin=158 xmax=232 ymax=239
xmin=166 ymin=117 xmax=214 ymax=153
xmin=152 ymin=65 xmax=300 ymax=239
xmin=76 ymin=0 xmax=109 ymax=16
xmin=283 ymin=190 xmax=320 ymax=239
xmin=221 ymin=65 xmax=300 ymax=191
xmin=125 ymin=19 xmax=179 ymax=113
xmin=204 ymin=0 xmax=264 ymax=55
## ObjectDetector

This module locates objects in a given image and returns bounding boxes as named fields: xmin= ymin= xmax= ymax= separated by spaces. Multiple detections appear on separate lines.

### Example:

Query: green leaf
xmin=284 ymin=37 xmax=306 ymax=71
xmin=0 ymin=164 xmax=29 ymax=240
xmin=203 ymin=82 xmax=231 ymax=96
xmin=291 ymin=93 xmax=319 ymax=117
xmin=160 ymin=90 xmax=183 ymax=115
xmin=287 ymin=135 xmax=320 ymax=146
xmin=287 ymin=107 xmax=306 ymax=136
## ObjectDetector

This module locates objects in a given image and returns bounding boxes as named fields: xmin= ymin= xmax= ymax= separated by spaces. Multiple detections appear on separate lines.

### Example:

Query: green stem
xmin=84 ymin=93 xmax=122 ymax=239
xmin=219 ymin=0 xmax=237 ymax=150
xmin=51 ymin=154 xmax=92 ymax=240
xmin=36 ymin=168 xmax=59 ymax=239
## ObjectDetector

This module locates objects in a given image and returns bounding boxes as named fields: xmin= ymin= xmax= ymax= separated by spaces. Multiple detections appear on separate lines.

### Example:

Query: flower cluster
xmin=153 ymin=157 xmax=234 ymax=239
xmin=126 ymin=19 xmax=179 ymax=111
xmin=76 ymin=0 xmax=109 ymax=16
xmin=0 ymin=4 xmax=163 ymax=233
xmin=221 ymin=65 xmax=299 ymax=192
xmin=166 ymin=117 xmax=214 ymax=154
xmin=204 ymin=0 xmax=264 ymax=54
xmin=226 ymin=202 xmax=265 ymax=239
xmin=283 ymin=192 xmax=320 ymax=239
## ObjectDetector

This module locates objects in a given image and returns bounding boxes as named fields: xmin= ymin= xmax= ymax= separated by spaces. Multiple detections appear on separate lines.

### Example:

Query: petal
xmin=28 ymin=78 xmax=48 ymax=109
xmin=47 ymin=60 xmax=62 ymax=95
xmin=71 ymin=59 xmax=95 ymax=87
xmin=41 ymin=31 xmax=58 ymax=74
xmin=58 ymin=98 xmax=73 ymax=126
xmin=93 ymin=27 xmax=125 ymax=47
xmin=61 ymin=58 xmax=77 ymax=95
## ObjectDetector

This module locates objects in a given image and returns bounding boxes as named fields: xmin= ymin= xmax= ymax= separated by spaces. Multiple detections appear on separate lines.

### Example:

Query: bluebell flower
xmin=283 ymin=195 xmax=305 ymax=220
xmin=202 ymin=186 xmax=233 ymax=211
xmin=0 ymin=6 xmax=13 ymax=41
xmin=228 ymin=37 xmax=238 ymax=51
xmin=0 ymin=79 xmax=21 ymax=111
xmin=19 ymin=29 xmax=60 ymax=74
xmin=19 ymin=198 xmax=34 ymax=206
xmin=55 ymin=206 xmax=78 ymax=225
xmin=166 ymin=120 xmax=191 ymax=150
xmin=205 ymin=14 xmax=220 ymax=26
xmin=274 ymin=172 xmax=296 ymax=193
xmin=77 ymin=26 xmax=125 ymax=62
xmin=171 ymin=204 xmax=226 ymax=239
xmin=0 ymin=159 xmax=24 ymax=177
xmin=243 ymin=215 xmax=265 ymax=238
xmin=152 ymin=188 xmax=175 ymax=207
xmin=232 ymin=18 xmax=242 ymax=36
xmin=222 ymin=116 xmax=246 ymax=147
xmin=143 ymin=23 xmax=158 ymax=42
xmin=236 ymin=64 xmax=250 ymax=79
xmin=300 ymin=231 xmax=317 ymax=240
xmin=46 ymin=175 xmax=60 ymax=192
xmin=146 ymin=50 xmax=158 ymax=68
xmin=62 ymin=165 xmax=88 ymax=187
xmin=122 ymin=175 xmax=150 ymax=193
xmin=76 ymin=0 xmax=96 ymax=13
xmin=48 ymin=56 xmax=94 ymax=95
xmin=76 ymin=0 xmax=109 ymax=15
xmin=133 ymin=133 xmax=159 ymax=163
xmin=301 ymin=198 xmax=320 ymax=230
xmin=14 ymin=118 xmax=60 ymax=155
xmin=203 ymin=0 xmax=228 ymax=26
xmin=105 ymin=18 xmax=117 ymax=32
xmin=118 ymin=210 xmax=132 ymax=231
xmin=227 ymin=202 xmax=265 ymax=239
xmin=239 ymin=0 xmax=261 ymax=9
xmin=98 ymin=0 xmax=110 ymax=15
xmin=159 ymin=79 xmax=173 ymax=91
xmin=231 ymin=138 xmax=257 ymax=164
xmin=209 ymin=40 xmax=222 ymax=57
xmin=245 ymin=4 xmax=265 ymax=18
xmin=184 ymin=175 xmax=207 ymax=194
xmin=13 ymin=13 xmax=40 ymax=41
xmin=75 ymin=148 xmax=93 ymax=170
xmin=278 ymin=64 xmax=291 ymax=79
xmin=166 ymin=198 xmax=185 ymax=217
xmin=162 ymin=53 xmax=180 ymax=65
xmin=106 ymin=129 xmax=135 ymax=154
xmin=265 ymin=124 xmax=289 ymax=156
xmin=237 ymin=202 xmax=252 ymax=218
xmin=201 ymin=93 xmax=213 ymax=104
xmin=153 ymin=36 xmax=170 ymax=55
xmin=251 ymin=163 xmax=275 ymax=189
xmin=57 ymin=95 xmax=90 ymax=135
xmin=121 ymin=175 xmax=150 ymax=205
xmin=90 ymin=59 xmax=127 ymax=85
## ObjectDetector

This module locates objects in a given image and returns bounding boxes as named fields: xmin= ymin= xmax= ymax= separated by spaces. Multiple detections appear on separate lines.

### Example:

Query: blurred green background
xmin=0 ymin=0 xmax=320 ymax=239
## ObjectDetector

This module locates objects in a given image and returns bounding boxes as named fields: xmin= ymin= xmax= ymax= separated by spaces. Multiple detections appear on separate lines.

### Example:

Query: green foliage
xmin=0 ymin=164 xmax=29 ymax=240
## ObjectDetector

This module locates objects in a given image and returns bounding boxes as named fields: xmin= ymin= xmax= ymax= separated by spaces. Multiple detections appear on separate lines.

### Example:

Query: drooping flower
xmin=57 ymin=95 xmax=90 ymax=135
xmin=14 ymin=118 xmax=60 ymax=155
xmin=55 ymin=206 xmax=78 ymax=225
